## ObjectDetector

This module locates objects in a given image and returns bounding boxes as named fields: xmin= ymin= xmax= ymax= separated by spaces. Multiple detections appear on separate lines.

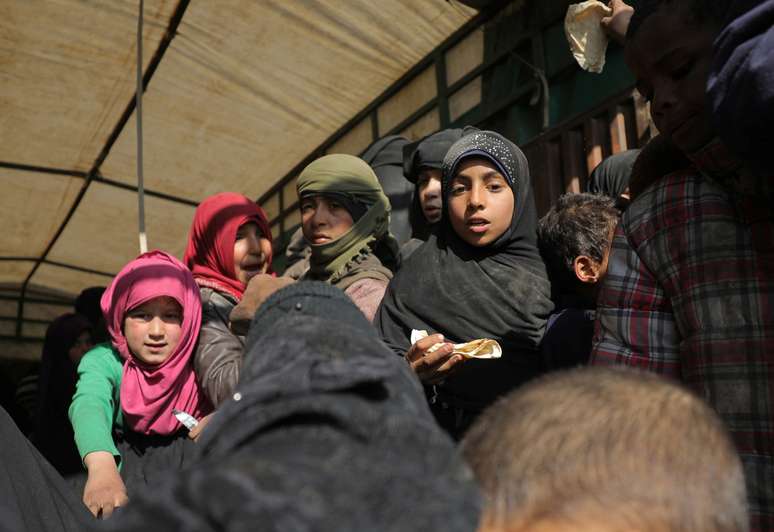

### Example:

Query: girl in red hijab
xmin=184 ymin=192 xmax=273 ymax=407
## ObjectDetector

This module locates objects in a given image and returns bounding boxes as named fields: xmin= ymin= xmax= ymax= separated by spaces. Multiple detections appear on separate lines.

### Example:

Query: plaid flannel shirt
xmin=591 ymin=141 xmax=774 ymax=529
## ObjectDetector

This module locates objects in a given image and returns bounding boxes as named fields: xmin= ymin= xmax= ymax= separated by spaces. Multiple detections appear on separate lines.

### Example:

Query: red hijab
xmin=184 ymin=192 xmax=273 ymax=301
xmin=101 ymin=250 xmax=211 ymax=435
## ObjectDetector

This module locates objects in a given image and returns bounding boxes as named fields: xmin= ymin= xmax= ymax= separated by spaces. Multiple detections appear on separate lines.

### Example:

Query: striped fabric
xmin=591 ymin=141 xmax=774 ymax=530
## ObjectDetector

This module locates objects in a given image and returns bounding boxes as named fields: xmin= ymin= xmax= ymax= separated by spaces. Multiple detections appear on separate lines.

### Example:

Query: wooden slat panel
xmin=562 ymin=128 xmax=585 ymax=194
xmin=609 ymin=107 xmax=628 ymax=153
xmin=524 ymin=142 xmax=549 ymax=216
xmin=583 ymin=118 xmax=605 ymax=181
xmin=545 ymin=139 xmax=564 ymax=205
xmin=525 ymin=139 xmax=564 ymax=216
xmin=619 ymin=98 xmax=639 ymax=150
xmin=521 ymin=88 xmax=651 ymax=208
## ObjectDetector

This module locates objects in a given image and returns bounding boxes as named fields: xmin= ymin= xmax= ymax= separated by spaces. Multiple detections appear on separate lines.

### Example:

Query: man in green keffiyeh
xmin=295 ymin=154 xmax=399 ymax=321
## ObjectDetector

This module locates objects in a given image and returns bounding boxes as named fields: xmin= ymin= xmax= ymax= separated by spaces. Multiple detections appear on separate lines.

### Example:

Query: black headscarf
xmin=404 ymin=128 xmax=476 ymax=241
xmin=586 ymin=149 xmax=640 ymax=198
xmin=362 ymin=135 xmax=413 ymax=246
xmin=103 ymin=282 xmax=481 ymax=531
xmin=34 ymin=313 xmax=91 ymax=476
xmin=376 ymin=131 xmax=554 ymax=410
xmin=403 ymin=128 xmax=474 ymax=182
xmin=74 ymin=286 xmax=107 ymax=342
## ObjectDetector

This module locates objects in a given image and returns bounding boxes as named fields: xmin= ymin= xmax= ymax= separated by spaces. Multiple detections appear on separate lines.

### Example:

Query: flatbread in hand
xmin=565 ymin=0 xmax=613 ymax=73
xmin=411 ymin=330 xmax=502 ymax=360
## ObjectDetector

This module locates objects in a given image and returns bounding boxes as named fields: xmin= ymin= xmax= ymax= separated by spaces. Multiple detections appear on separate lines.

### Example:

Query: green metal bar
xmin=370 ymin=110 xmax=380 ymax=141
xmin=434 ymin=54 xmax=450 ymax=128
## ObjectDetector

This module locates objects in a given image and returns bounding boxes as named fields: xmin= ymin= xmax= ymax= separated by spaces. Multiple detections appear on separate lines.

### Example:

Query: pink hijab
xmin=101 ymin=250 xmax=211 ymax=435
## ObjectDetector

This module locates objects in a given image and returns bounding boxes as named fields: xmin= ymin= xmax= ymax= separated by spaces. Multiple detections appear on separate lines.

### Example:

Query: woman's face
xmin=123 ymin=296 xmax=183 ymax=366
xmin=417 ymin=168 xmax=443 ymax=224
xmin=447 ymin=157 xmax=514 ymax=247
xmin=67 ymin=330 xmax=94 ymax=366
xmin=233 ymin=222 xmax=272 ymax=284
xmin=300 ymin=195 xmax=354 ymax=245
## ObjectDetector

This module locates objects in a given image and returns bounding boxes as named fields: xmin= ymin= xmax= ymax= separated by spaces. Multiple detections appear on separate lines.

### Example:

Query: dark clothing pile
xmin=103 ymin=282 xmax=481 ymax=531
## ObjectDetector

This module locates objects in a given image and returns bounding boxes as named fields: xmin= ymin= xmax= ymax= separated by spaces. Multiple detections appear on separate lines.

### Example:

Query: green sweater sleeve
xmin=69 ymin=343 xmax=123 ymax=465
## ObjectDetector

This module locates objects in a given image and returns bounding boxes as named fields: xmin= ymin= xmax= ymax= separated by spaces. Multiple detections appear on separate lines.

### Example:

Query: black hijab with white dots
xmin=440 ymin=130 xmax=546 ymax=264
xmin=376 ymin=131 xmax=553 ymax=410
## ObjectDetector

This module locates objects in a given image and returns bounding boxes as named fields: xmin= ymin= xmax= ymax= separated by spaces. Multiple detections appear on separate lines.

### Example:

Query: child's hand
xmin=188 ymin=413 xmax=214 ymax=442
xmin=405 ymin=334 xmax=464 ymax=385
xmin=230 ymin=274 xmax=295 ymax=335
xmin=601 ymin=0 xmax=634 ymax=45
xmin=82 ymin=451 xmax=129 ymax=519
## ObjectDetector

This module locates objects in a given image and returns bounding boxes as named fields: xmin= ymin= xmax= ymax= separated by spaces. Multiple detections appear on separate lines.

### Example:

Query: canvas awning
xmin=0 ymin=0 xmax=475 ymax=354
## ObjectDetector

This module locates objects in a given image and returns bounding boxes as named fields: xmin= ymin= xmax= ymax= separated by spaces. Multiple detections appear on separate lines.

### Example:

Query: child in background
xmin=537 ymin=193 xmax=620 ymax=369
xmin=184 ymin=192 xmax=273 ymax=407
xmin=400 ymin=128 xmax=474 ymax=260
xmin=69 ymin=250 xmax=212 ymax=518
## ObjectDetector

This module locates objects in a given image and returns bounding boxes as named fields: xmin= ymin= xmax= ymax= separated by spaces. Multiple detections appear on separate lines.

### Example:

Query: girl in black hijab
xmin=403 ymin=128 xmax=475 ymax=250
xmin=376 ymin=130 xmax=554 ymax=438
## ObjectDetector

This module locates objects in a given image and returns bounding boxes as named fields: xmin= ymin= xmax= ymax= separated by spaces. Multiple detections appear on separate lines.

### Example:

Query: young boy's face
xmin=624 ymin=7 xmax=718 ymax=155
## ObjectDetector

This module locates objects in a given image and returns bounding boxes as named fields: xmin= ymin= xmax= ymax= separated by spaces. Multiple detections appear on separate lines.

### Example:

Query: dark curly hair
xmin=537 ymin=193 xmax=620 ymax=292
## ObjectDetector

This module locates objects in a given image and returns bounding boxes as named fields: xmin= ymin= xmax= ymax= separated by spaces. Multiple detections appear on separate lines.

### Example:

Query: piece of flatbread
xmin=410 ymin=329 xmax=502 ymax=360
xmin=565 ymin=0 xmax=613 ymax=74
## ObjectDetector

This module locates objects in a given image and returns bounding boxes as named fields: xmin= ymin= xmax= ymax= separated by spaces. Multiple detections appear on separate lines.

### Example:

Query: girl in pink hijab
xmin=69 ymin=250 xmax=212 ymax=519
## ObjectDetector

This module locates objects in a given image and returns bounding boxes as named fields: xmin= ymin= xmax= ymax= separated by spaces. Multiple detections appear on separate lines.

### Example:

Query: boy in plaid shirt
xmin=591 ymin=1 xmax=774 ymax=528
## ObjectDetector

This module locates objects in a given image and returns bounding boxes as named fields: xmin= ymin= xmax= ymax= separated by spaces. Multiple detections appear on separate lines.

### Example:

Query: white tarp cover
xmin=0 ymin=0 xmax=474 ymax=355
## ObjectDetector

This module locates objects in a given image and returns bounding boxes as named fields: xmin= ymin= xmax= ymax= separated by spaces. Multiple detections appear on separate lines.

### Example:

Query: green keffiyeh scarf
xmin=296 ymin=154 xmax=398 ymax=285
